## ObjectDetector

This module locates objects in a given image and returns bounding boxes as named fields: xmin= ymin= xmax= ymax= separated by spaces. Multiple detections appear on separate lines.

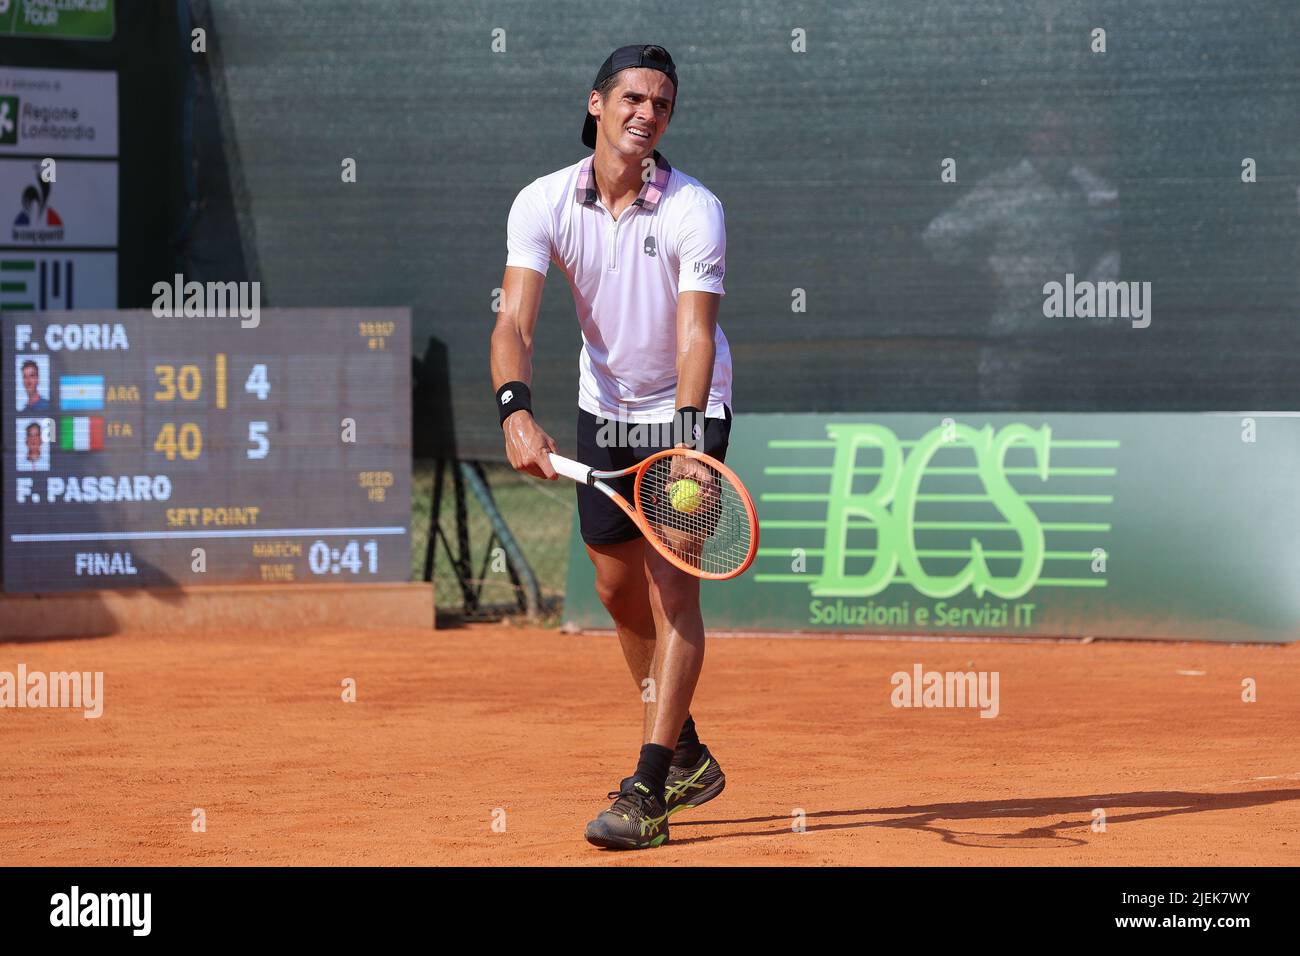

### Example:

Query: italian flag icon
xmin=59 ymin=416 xmax=105 ymax=451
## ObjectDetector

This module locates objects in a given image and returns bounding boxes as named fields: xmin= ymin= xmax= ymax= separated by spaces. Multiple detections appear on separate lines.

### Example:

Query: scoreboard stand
xmin=424 ymin=457 xmax=542 ymax=621
xmin=0 ymin=581 xmax=433 ymax=640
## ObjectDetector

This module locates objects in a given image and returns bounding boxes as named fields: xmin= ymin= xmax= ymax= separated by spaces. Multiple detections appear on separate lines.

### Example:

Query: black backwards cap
xmin=582 ymin=44 xmax=678 ymax=148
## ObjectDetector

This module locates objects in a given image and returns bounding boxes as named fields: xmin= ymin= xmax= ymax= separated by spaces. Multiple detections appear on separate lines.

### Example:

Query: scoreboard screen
xmin=1 ymin=308 xmax=411 ymax=592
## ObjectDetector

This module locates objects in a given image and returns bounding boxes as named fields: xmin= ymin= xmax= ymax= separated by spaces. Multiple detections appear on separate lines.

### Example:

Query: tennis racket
xmin=548 ymin=448 xmax=759 ymax=580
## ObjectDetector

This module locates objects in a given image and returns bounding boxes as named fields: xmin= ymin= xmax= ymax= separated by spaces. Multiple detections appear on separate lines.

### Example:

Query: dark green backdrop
xmin=187 ymin=0 xmax=1299 ymax=460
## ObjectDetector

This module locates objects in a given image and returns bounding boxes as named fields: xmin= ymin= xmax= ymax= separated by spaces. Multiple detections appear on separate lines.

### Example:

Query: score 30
xmin=149 ymin=360 xmax=272 ymax=462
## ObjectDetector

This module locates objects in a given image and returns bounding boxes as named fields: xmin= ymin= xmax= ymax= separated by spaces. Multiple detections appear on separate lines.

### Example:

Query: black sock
xmin=631 ymin=743 xmax=674 ymax=802
xmin=673 ymin=714 xmax=704 ymax=767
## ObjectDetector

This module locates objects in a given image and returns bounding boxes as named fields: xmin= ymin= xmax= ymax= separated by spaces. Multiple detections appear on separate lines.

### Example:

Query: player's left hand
xmin=669 ymin=445 xmax=721 ymax=516
xmin=669 ymin=444 xmax=712 ymax=483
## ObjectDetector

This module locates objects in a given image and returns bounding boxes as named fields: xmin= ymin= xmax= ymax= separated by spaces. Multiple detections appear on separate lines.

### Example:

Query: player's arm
xmin=674 ymin=290 xmax=719 ymax=415
xmin=672 ymin=192 xmax=727 ymax=457
xmin=671 ymin=291 xmax=720 ymax=490
xmin=491 ymin=265 xmax=558 ymax=479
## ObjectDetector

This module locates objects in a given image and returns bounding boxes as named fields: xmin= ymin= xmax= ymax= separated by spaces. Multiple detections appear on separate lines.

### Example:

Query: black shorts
xmin=575 ymin=406 xmax=732 ymax=546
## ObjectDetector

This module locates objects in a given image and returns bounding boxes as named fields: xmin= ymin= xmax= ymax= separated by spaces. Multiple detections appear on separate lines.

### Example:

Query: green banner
xmin=564 ymin=413 xmax=1300 ymax=643
xmin=0 ymin=1 xmax=114 ymax=41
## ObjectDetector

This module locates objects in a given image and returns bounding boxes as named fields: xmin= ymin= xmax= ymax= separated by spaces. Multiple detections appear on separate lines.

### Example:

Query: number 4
xmin=245 ymin=364 xmax=270 ymax=400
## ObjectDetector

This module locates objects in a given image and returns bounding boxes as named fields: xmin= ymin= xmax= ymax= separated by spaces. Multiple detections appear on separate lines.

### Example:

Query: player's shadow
xmin=668 ymin=788 xmax=1300 ymax=849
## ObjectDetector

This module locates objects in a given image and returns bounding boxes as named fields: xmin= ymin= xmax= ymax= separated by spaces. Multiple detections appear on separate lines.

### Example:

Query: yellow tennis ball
xmin=669 ymin=478 xmax=702 ymax=513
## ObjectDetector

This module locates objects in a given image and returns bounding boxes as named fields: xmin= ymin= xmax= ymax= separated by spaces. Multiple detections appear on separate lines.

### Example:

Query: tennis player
xmin=492 ymin=44 xmax=732 ymax=849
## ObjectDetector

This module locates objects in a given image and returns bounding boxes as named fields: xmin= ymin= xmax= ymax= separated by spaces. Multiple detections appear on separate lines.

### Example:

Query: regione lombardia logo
xmin=0 ymin=96 xmax=18 ymax=147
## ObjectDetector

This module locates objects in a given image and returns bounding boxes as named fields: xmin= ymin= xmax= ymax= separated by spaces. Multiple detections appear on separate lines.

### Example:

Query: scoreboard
xmin=2 ymin=308 xmax=411 ymax=592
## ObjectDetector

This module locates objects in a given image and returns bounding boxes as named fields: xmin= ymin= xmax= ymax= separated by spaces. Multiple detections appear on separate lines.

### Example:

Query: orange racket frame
xmin=548 ymin=448 xmax=760 ymax=580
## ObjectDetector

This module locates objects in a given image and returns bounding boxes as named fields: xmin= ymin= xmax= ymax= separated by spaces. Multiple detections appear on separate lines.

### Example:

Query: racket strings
xmin=637 ymin=456 xmax=752 ymax=576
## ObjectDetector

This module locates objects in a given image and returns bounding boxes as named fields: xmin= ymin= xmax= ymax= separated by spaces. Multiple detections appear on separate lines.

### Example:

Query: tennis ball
xmin=669 ymin=478 xmax=703 ymax=514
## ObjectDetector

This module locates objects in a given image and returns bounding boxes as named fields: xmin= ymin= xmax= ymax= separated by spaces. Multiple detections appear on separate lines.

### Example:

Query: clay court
xmin=3 ymin=623 xmax=1296 ymax=866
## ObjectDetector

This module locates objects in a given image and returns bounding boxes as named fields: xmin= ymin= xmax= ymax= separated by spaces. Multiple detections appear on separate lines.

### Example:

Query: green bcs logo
xmin=811 ymin=422 xmax=1051 ymax=600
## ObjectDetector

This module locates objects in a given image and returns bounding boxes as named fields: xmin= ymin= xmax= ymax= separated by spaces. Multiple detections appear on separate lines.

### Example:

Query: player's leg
xmin=612 ymin=407 xmax=734 ymax=822
xmin=584 ymin=538 xmax=658 ymax=740
xmin=576 ymin=408 xmax=709 ymax=743
xmin=651 ymin=407 xmax=733 ymax=815
xmin=586 ymin=541 xmax=722 ymax=831
xmin=642 ymin=547 xmax=705 ymax=754
xmin=577 ymin=410 xmax=673 ymax=847
xmin=579 ymin=407 xmax=728 ymax=847
xmin=585 ymin=540 xmax=716 ymax=747
xmin=584 ymin=535 xmax=713 ymax=847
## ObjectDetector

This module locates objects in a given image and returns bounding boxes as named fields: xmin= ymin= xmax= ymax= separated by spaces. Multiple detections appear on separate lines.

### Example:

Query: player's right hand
xmin=502 ymin=411 xmax=558 ymax=480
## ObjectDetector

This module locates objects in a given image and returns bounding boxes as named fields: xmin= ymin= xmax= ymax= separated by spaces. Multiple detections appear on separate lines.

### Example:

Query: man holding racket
xmin=492 ymin=44 xmax=734 ymax=849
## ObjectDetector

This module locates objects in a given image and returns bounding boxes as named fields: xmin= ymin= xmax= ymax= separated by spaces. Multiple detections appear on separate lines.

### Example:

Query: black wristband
xmin=497 ymin=381 xmax=532 ymax=425
xmin=673 ymin=405 xmax=706 ymax=449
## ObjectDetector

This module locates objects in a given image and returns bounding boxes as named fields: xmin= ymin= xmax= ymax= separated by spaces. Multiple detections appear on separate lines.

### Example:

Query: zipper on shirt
xmin=607 ymin=208 xmax=623 ymax=272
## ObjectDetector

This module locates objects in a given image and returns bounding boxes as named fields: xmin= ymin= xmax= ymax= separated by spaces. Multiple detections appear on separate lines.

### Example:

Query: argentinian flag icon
xmin=59 ymin=375 xmax=104 ymax=411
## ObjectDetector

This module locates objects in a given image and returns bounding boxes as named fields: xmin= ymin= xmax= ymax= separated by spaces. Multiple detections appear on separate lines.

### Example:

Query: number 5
xmin=247 ymin=421 xmax=270 ymax=459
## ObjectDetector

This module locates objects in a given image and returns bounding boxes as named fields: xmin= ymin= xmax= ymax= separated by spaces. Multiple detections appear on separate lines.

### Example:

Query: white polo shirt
xmin=505 ymin=151 xmax=732 ymax=423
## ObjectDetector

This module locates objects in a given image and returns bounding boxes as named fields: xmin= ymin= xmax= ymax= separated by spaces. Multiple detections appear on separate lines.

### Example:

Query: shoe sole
xmin=585 ymin=831 xmax=668 ymax=850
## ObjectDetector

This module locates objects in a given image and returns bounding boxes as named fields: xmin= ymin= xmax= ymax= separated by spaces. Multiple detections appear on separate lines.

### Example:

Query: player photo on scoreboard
xmin=15 ymin=418 xmax=51 ymax=473
xmin=15 ymin=356 xmax=53 ymax=414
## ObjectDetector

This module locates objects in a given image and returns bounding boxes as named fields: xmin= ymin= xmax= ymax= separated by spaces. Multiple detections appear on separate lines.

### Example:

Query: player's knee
xmin=594 ymin=571 xmax=639 ymax=615
xmin=647 ymin=573 xmax=698 ymax=620
xmin=589 ymin=540 xmax=651 ymax=617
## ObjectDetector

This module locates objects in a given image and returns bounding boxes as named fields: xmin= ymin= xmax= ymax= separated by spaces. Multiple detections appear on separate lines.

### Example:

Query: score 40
xmin=150 ymin=360 xmax=272 ymax=461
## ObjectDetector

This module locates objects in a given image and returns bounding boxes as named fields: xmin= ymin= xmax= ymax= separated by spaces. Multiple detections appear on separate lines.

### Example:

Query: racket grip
xmin=548 ymin=453 xmax=593 ymax=485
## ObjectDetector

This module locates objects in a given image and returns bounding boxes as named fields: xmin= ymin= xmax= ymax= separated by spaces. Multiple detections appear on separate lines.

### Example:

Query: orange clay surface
xmin=2 ymin=623 xmax=1297 ymax=866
